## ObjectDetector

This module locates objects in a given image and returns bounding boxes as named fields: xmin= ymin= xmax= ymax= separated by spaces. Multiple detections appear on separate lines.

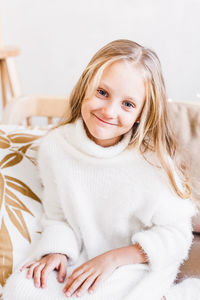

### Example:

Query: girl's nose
xmin=102 ymin=102 xmax=118 ymax=118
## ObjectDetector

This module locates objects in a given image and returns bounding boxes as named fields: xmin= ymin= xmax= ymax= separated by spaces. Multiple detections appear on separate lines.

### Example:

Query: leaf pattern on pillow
xmin=5 ymin=176 xmax=41 ymax=203
xmin=6 ymin=189 xmax=33 ymax=216
xmin=0 ymin=172 xmax=4 ymax=210
xmin=4 ymin=186 xmax=35 ymax=242
xmin=0 ymin=131 xmax=44 ymax=167
xmin=0 ymin=174 xmax=41 ymax=287
xmin=0 ymin=128 xmax=46 ymax=287
xmin=0 ymin=220 xmax=13 ymax=286
xmin=7 ymin=133 xmax=42 ymax=144
xmin=0 ymin=135 xmax=10 ymax=149
xmin=18 ymin=143 xmax=33 ymax=154
xmin=0 ymin=152 xmax=23 ymax=168
xmin=6 ymin=206 xmax=31 ymax=243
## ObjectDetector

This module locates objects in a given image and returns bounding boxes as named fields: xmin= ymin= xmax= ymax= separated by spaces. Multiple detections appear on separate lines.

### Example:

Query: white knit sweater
xmin=30 ymin=117 xmax=197 ymax=300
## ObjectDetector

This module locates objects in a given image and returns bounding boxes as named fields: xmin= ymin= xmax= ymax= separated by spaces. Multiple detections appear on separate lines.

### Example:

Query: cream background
xmin=1 ymin=0 xmax=200 ymax=116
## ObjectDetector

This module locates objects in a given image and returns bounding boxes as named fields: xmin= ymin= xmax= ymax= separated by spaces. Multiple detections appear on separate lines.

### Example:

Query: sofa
xmin=0 ymin=99 xmax=199 ymax=299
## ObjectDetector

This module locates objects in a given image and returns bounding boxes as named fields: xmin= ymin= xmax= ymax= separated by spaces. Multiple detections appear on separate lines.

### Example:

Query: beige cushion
xmin=168 ymin=102 xmax=200 ymax=233
xmin=0 ymin=124 xmax=51 ymax=296
xmin=176 ymin=233 xmax=200 ymax=281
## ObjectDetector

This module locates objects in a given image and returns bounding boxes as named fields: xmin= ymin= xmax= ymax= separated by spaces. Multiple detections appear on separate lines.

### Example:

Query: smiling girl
xmin=3 ymin=39 xmax=200 ymax=300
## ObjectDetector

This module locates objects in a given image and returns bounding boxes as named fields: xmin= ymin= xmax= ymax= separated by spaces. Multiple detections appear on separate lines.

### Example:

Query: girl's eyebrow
xmin=99 ymin=82 xmax=137 ymax=103
xmin=99 ymin=82 xmax=112 ymax=91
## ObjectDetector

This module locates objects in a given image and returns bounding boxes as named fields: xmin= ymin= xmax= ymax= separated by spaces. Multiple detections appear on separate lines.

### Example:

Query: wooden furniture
xmin=0 ymin=13 xmax=66 ymax=122
xmin=0 ymin=8 xmax=21 ymax=108
xmin=1 ymin=95 xmax=68 ymax=125
xmin=0 ymin=46 xmax=21 ymax=108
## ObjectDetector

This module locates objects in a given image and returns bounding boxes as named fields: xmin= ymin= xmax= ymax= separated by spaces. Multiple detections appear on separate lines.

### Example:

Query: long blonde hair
xmin=50 ymin=39 xmax=191 ymax=199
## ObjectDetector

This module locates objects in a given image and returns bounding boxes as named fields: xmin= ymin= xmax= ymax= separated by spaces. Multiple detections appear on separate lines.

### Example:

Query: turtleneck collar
xmin=62 ymin=117 xmax=133 ymax=159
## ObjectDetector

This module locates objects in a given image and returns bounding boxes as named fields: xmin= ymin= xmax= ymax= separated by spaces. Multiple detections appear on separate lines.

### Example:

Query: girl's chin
xmin=91 ymin=134 xmax=112 ymax=142
xmin=90 ymin=131 xmax=121 ymax=146
xmin=89 ymin=130 xmax=114 ymax=141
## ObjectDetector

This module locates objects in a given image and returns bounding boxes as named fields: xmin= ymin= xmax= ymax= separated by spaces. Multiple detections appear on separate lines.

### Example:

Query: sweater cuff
xmin=131 ymin=196 xmax=198 ymax=272
xmin=131 ymin=221 xmax=194 ymax=272
xmin=33 ymin=224 xmax=80 ymax=266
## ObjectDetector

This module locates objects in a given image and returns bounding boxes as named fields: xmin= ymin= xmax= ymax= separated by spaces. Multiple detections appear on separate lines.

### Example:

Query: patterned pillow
xmin=0 ymin=124 xmax=52 ymax=298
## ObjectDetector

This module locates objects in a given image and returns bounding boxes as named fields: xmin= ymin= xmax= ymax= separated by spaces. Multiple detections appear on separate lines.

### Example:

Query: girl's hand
xmin=20 ymin=253 xmax=68 ymax=288
xmin=63 ymin=251 xmax=117 ymax=297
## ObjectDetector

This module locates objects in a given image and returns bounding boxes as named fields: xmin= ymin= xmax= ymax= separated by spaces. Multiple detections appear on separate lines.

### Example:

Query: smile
xmin=93 ymin=114 xmax=117 ymax=126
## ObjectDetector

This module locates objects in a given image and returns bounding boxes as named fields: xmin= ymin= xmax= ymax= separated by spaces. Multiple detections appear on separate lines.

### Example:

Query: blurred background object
xmin=0 ymin=4 xmax=21 ymax=109
xmin=0 ymin=0 xmax=68 ymax=125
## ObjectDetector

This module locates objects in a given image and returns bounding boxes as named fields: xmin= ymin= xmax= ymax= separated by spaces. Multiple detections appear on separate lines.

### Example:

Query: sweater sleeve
xmin=131 ymin=159 xmax=198 ymax=272
xmin=33 ymin=134 xmax=82 ymax=266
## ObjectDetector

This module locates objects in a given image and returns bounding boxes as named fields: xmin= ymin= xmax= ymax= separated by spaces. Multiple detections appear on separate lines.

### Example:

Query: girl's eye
xmin=97 ymin=89 xmax=108 ymax=97
xmin=123 ymin=101 xmax=135 ymax=109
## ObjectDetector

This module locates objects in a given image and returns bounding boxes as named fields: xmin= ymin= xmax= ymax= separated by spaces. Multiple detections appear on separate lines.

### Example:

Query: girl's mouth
xmin=93 ymin=114 xmax=117 ymax=126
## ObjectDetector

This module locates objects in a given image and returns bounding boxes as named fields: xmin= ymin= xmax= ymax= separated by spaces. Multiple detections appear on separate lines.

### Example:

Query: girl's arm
xmin=33 ymin=135 xmax=82 ymax=266
xmin=126 ymin=154 xmax=198 ymax=273
xmin=130 ymin=188 xmax=197 ymax=272
xmin=110 ymin=243 xmax=149 ymax=267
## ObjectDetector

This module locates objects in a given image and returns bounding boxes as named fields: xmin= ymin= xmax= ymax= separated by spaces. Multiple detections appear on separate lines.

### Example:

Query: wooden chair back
xmin=1 ymin=96 xmax=68 ymax=125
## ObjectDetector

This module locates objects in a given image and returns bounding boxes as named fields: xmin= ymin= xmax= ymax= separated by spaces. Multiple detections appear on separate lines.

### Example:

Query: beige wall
xmin=1 ymin=0 xmax=200 ymax=114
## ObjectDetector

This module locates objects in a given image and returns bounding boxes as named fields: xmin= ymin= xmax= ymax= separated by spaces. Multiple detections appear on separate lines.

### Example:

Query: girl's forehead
xmin=97 ymin=60 xmax=142 ymax=84
xmin=101 ymin=61 xmax=144 ymax=88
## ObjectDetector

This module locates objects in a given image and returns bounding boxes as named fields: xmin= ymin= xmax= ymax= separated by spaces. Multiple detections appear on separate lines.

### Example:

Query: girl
xmin=3 ymin=39 xmax=200 ymax=300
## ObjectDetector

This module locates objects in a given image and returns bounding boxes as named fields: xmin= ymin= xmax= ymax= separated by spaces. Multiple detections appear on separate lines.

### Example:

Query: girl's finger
xmin=75 ymin=273 xmax=97 ymax=297
xmin=63 ymin=271 xmax=91 ymax=296
xmin=33 ymin=263 xmax=46 ymax=288
xmin=88 ymin=274 xmax=103 ymax=294
xmin=20 ymin=261 xmax=36 ymax=271
xmin=40 ymin=262 xmax=56 ymax=288
xmin=26 ymin=262 xmax=40 ymax=279
xmin=57 ymin=261 xmax=67 ymax=283
xmin=69 ymin=267 xmax=85 ymax=280
xmin=64 ymin=267 xmax=85 ymax=288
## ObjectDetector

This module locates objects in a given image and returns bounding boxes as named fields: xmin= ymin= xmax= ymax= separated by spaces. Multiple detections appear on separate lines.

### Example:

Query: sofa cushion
xmin=0 ymin=124 xmax=51 ymax=296
xmin=176 ymin=233 xmax=200 ymax=281
xmin=168 ymin=102 xmax=200 ymax=233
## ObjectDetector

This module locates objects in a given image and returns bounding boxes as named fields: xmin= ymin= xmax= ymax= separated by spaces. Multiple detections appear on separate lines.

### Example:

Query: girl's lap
xmin=3 ymin=264 xmax=148 ymax=300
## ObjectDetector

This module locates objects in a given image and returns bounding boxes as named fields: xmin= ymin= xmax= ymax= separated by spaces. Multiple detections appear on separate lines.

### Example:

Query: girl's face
xmin=81 ymin=60 xmax=146 ymax=147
